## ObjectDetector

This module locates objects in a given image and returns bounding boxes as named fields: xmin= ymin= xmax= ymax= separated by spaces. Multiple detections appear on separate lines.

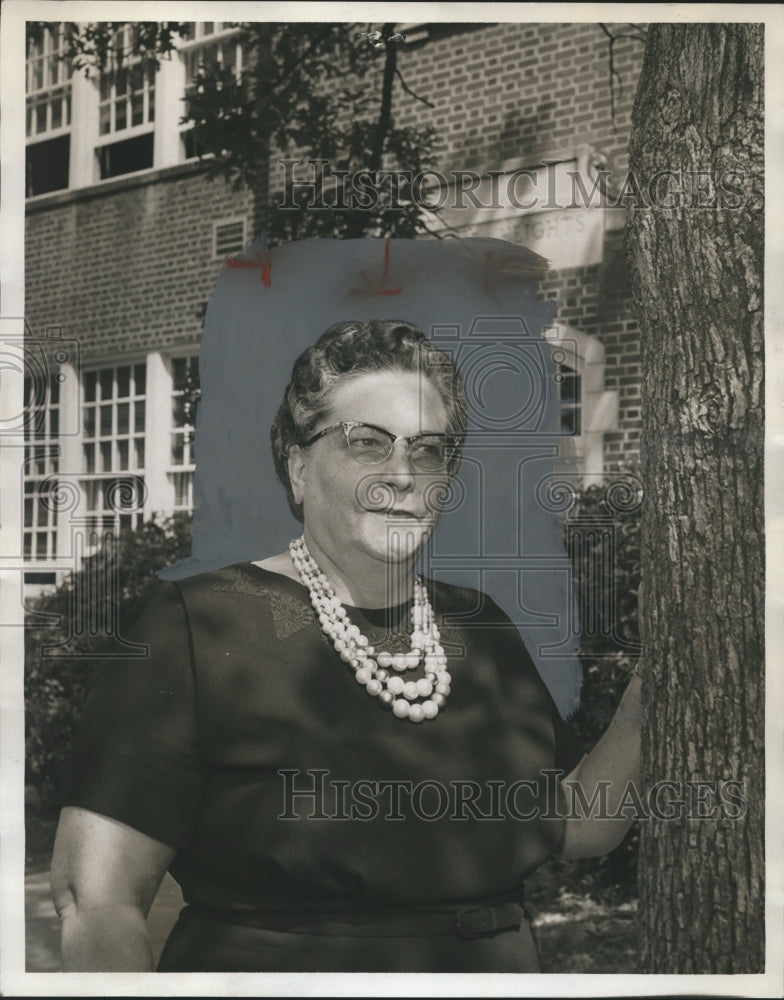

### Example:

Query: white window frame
xmin=79 ymin=361 xmax=148 ymax=539
xmin=167 ymin=353 xmax=200 ymax=512
xmin=543 ymin=323 xmax=618 ymax=478
xmin=178 ymin=23 xmax=245 ymax=162
xmin=25 ymin=22 xmax=73 ymax=140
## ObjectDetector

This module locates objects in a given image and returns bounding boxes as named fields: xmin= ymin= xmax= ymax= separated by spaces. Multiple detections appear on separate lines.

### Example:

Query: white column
xmin=69 ymin=70 xmax=99 ymax=188
xmin=56 ymin=359 xmax=83 ymax=565
xmin=153 ymin=52 xmax=186 ymax=169
xmin=143 ymin=351 xmax=173 ymax=517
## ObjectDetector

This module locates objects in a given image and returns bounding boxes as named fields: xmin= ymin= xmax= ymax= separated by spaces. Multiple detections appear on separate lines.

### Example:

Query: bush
xmin=25 ymin=512 xmax=193 ymax=808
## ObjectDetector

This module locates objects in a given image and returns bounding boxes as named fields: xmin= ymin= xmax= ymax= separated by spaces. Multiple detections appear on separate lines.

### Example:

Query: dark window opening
xmin=24 ymin=571 xmax=57 ymax=585
xmin=558 ymin=363 xmax=582 ymax=436
xmin=97 ymin=132 xmax=154 ymax=180
xmin=26 ymin=134 xmax=70 ymax=196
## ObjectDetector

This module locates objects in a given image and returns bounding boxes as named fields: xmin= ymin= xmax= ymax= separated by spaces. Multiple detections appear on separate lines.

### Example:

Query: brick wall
xmin=394 ymin=21 xmax=646 ymax=470
xmin=24 ymin=20 xmax=646 ymax=469
xmin=25 ymin=164 xmax=252 ymax=363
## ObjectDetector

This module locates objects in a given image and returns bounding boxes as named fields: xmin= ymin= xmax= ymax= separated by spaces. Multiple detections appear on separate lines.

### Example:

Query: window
xmin=545 ymin=324 xmax=617 ymax=477
xmin=169 ymin=355 xmax=199 ymax=511
xmin=180 ymin=23 xmax=244 ymax=160
xmin=25 ymin=22 xmax=72 ymax=196
xmin=96 ymin=25 xmax=156 ymax=178
xmin=81 ymin=364 xmax=146 ymax=535
xmin=23 ymin=374 xmax=61 ymax=564
xmin=556 ymin=361 xmax=582 ymax=436
xmin=182 ymin=23 xmax=244 ymax=83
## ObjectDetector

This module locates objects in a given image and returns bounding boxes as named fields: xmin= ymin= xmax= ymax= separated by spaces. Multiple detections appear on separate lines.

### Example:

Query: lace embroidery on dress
xmin=210 ymin=567 xmax=315 ymax=641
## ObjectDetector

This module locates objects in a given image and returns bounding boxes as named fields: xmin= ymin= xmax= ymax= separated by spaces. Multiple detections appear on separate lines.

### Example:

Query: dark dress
xmin=61 ymin=563 xmax=584 ymax=973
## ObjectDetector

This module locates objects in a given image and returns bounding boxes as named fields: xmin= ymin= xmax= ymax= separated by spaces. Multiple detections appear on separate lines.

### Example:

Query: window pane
xmin=117 ymin=366 xmax=130 ymax=397
xmin=134 ymin=400 xmax=145 ymax=432
xmin=99 ymin=369 xmax=113 ymax=400
xmin=171 ymin=433 xmax=184 ymax=465
xmin=84 ymin=442 xmax=95 ymax=473
xmin=131 ymin=89 xmax=144 ymax=127
xmin=36 ymin=533 xmax=48 ymax=558
xmin=172 ymin=357 xmax=186 ymax=389
xmin=134 ymin=364 xmax=146 ymax=394
xmin=100 ymin=405 xmax=112 ymax=437
xmin=84 ymin=407 xmax=95 ymax=437
xmin=50 ymin=409 xmax=59 ymax=436
xmin=117 ymin=401 xmax=129 ymax=435
xmin=35 ymin=99 xmax=48 ymax=133
xmin=134 ymin=438 xmax=145 ymax=468
xmin=100 ymin=441 xmax=112 ymax=472
xmin=51 ymin=91 xmax=62 ymax=130
xmin=99 ymin=102 xmax=111 ymax=135
xmin=118 ymin=439 xmax=129 ymax=470
xmin=85 ymin=371 xmax=97 ymax=402
xmin=115 ymin=97 xmax=127 ymax=131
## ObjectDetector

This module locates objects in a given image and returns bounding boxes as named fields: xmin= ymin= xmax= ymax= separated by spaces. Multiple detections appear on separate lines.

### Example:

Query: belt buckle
xmin=455 ymin=905 xmax=494 ymax=939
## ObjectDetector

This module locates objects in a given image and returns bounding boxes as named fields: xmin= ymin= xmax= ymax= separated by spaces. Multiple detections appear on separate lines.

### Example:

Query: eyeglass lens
xmin=346 ymin=424 xmax=454 ymax=471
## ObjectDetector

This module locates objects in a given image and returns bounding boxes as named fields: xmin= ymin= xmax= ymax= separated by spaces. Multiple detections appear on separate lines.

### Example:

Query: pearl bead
xmin=392 ymin=699 xmax=410 ymax=718
xmin=289 ymin=535 xmax=451 ymax=724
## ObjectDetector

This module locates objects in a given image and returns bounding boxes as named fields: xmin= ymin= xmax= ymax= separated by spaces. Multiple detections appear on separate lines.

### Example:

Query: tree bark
xmin=626 ymin=24 xmax=764 ymax=973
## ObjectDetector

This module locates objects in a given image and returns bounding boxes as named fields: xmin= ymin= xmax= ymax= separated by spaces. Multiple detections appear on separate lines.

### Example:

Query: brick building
xmin=23 ymin=20 xmax=646 ymax=586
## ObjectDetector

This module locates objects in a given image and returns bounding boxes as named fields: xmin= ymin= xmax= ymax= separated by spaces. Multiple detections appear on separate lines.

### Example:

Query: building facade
xmin=23 ymin=20 xmax=646 ymax=587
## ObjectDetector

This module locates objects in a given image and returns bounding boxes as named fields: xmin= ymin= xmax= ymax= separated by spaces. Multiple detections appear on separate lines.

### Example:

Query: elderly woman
xmin=51 ymin=320 xmax=641 ymax=973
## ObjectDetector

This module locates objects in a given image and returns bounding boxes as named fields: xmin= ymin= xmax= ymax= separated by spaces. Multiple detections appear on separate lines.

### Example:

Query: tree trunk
xmin=627 ymin=24 xmax=764 ymax=973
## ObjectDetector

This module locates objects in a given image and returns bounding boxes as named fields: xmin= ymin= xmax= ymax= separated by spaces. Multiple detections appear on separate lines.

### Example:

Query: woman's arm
xmin=558 ymin=672 xmax=642 ymax=858
xmin=50 ymin=806 xmax=177 ymax=971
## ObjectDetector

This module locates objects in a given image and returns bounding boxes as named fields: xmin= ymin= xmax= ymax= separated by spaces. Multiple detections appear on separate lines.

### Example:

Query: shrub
xmin=25 ymin=512 xmax=193 ymax=808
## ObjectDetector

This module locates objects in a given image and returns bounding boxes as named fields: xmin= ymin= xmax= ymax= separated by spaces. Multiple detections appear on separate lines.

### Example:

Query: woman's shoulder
xmin=167 ymin=561 xmax=305 ymax=602
xmin=427 ymin=577 xmax=514 ymax=625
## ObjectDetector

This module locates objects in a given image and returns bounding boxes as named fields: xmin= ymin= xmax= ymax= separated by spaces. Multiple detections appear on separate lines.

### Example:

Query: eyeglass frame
xmin=300 ymin=420 xmax=462 ymax=471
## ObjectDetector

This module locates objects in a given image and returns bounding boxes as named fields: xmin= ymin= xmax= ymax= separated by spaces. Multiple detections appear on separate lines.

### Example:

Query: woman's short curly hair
xmin=271 ymin=319 xmax=468 ymax=522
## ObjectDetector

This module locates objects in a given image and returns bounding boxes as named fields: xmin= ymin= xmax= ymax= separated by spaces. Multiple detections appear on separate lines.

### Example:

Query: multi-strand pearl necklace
xmin=289 ymin=536 xmax=451 ymax=722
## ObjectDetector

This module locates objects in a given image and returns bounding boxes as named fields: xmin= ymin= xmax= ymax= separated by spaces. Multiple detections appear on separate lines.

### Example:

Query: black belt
xmin=187 ymin=901 xmax=525 ymax=940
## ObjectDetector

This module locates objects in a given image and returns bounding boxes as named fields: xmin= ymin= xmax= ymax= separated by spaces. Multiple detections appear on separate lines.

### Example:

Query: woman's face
xmin=288 ymin=369 xmax=452 ymax=571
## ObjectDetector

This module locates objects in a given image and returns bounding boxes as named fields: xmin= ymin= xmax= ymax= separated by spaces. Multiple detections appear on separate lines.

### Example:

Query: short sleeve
xmin=60 ymin=580 xmax=205 ymax=849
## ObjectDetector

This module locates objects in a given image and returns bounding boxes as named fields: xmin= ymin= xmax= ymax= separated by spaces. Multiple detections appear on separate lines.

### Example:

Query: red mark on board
xmin=350 ymin=238 xmax=402 ymax=296
xmin=227 ymin=252 xmax=273 ymax=286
